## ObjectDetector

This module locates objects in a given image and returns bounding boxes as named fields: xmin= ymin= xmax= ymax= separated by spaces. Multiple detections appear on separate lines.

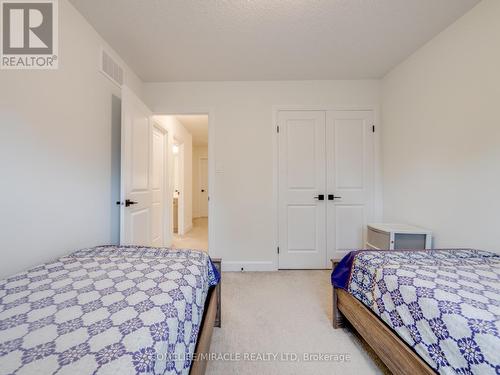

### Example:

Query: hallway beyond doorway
xmin=172 ymin=217 xmax=208 ymax=251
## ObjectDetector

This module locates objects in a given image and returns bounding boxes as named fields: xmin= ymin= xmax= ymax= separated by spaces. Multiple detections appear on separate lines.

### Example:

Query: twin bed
xmin=0 ymin=246 xmax=221 ymax=375
xmin=331 ymin=249 xmax=500 ymax=375
xmin=2 ymin=245 xmax=499 ymax=375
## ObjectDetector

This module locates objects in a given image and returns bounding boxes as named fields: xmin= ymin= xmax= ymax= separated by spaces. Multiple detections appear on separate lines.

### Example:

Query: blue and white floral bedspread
xmin=0 ymin=246 xmax=220 ymax=375
xmin=332 ymin=249 xmax=500 ymax=375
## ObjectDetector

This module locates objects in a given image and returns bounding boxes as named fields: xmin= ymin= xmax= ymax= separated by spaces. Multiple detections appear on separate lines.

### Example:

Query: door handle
xmin=125 ymin=199 xmax=138 ymax=207
xmin=328 ymin=194 xmax=342 ymax=201
xmin=201 ymin=189 xmax=205 ymax=192
xmin=314 ymin=194 xmax=325 ymax=201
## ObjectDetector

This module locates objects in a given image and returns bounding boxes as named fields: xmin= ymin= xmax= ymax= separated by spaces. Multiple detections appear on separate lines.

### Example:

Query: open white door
xmin=120 ymin=86 xmax=157 ymax=246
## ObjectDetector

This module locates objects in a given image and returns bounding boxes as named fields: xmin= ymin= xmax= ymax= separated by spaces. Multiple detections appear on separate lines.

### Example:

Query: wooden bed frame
xmin=331 ymin=260 xmax=435 ymax=375
xmin=190 ymin=258 xmax=222 ymax=375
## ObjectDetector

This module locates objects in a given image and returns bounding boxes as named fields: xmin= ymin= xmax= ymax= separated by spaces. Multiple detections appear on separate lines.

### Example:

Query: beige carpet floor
xmin=206 ymin=270 xmax=390 ymax=375
xmin=173 ymin=217 xmax=208 ymax=251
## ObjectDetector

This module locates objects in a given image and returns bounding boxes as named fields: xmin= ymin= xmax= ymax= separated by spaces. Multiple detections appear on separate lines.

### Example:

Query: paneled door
xmin=278 ymin=109 xmax=374 ymax=269
xmin=278 ymin=111 xmax=327 ymax=269
xmin=326 ymin=111 xmax=374 ymax=260
xmin=120 ymin=86 xmax=156 ymax=246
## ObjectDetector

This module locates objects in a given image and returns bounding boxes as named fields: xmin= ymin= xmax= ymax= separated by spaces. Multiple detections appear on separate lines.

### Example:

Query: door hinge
xmin=277 ymin=125 xmax=280 ymax=133
xmin=372 ymin=125 xmax=375 ymax=133
xmin=277 ymin=246 xmax=280 ymax=254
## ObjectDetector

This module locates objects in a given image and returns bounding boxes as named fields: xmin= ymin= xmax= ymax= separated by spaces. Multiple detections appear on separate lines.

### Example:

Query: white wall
xmin=192 ymin=145 xmax=208 ymax=218
xmin=382 ymin=0 xmax=500 ymax=252
xmin=145 ymin=81 xmax=381 ymax=270
xmin=154 ymin=116 xmax=193 ymax=236
xmin=2 ymin=0 xmax=494 ymax=280
xmin=0 ymin=0 xmax=144 ymax=278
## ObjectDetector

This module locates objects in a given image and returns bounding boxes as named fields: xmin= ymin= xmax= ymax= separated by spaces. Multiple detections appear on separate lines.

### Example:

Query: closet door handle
xmin=328 ymin=195 xmax=342 ymax=201
xmin=314 ymin=194 xmax=325 ymax=201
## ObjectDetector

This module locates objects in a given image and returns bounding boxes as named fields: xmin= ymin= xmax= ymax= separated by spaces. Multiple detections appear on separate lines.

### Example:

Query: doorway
xmin=173 ymin=115 xmax=209 ymax=250
xmin=153 ymin=114 xmax=210 ymax=251
xmin=119 ymin=87 xmax=213 ymax=252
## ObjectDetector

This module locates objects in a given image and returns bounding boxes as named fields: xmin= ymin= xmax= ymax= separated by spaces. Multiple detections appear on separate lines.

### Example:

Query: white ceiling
xmin=176 ymin=115 xmax=209 ymax=146
xmin=70 ymin=0 xmax=480 ymax=82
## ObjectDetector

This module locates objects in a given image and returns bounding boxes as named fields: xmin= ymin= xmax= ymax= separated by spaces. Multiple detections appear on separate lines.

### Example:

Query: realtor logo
xmin=1 ymin=0 xmax=58 ymax=69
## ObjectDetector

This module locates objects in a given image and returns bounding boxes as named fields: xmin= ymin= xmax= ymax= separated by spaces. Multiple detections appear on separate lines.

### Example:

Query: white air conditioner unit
xmin=366 ymin=223 xmax=432 ymax=250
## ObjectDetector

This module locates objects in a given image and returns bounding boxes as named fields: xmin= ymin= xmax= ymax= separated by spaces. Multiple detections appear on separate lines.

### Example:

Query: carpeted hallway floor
xmin=206 ymin=270 xmax=390 ymax=375
xmin=173 ymin=217 xmax=208 ymax=251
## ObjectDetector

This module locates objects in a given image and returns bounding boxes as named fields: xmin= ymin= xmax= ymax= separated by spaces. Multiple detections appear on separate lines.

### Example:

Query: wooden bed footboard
xmin=332 ymin=287 xmax=435 ymax=375
xmin=213 ymin=258 xmax=221 ymax=328
xmin=189 ymin=258 xmax=222 ymax=375
xmin=332 ymin=285 xmax=345 ymax=328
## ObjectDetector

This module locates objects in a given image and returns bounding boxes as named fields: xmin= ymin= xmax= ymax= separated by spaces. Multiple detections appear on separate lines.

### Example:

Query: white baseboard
xmin=193 ymin=215 xmax=208 ymax=219
xmin=221 ymin=261 xmax=277 ymax=272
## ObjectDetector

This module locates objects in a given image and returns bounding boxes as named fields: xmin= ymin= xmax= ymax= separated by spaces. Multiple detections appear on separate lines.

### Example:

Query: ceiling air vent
xmin=100 ymin=48 xmax=124 ymax=87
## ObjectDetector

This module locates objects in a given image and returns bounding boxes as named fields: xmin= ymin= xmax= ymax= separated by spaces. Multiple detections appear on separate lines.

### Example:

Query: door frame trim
xmin=198 ymin=156 xmax=209 ymax=218
xmin=173 ymin=139 xmax=185 ymax=236
xmin=152 ymin=107 xmax=216 ymax=257
xmin=272 ymin=105 xmax=383 ymax=270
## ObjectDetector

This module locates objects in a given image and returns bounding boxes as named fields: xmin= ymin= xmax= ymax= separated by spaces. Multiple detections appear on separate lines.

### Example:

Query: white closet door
xmin=326 ymin=110 xmax=374 ymax=260
xmin=278 ymin=111 xmax=327 ymax=269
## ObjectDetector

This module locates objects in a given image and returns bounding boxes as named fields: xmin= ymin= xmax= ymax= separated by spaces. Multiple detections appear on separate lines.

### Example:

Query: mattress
xmin=331 ymin=249 xmax=500 ymax=375
xmin=0 ymin=246 xmax=220 ymax=375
